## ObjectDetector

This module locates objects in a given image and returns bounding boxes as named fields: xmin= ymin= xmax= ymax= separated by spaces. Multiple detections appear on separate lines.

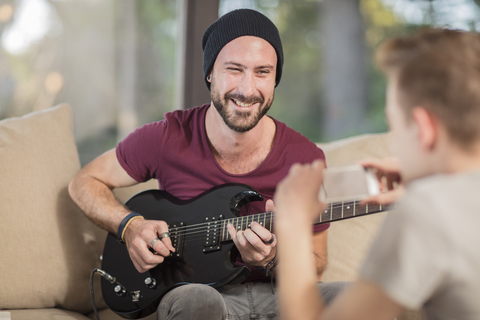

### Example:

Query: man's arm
xmin=68 ymin=148 xmax=174 ymax=272
xmin=68 ymin=149 xmax=138 ymax=233
xmin=275 ymin=160 xmax=403 ymax=320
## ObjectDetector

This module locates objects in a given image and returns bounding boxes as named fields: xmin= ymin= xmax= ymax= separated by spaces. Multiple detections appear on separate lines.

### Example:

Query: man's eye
xmin=257 ymin=69 xmax=270 ymax=75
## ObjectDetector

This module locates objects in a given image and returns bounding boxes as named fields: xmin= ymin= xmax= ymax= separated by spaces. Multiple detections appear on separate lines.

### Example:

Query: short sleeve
xmin=359 ymin=190 xmax=450 ymax=309
xmin=116 ymin=121 xmax=165 ymax=182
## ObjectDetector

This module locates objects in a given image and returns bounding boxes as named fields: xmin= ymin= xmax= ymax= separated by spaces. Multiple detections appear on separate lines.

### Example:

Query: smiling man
xmin=69 ymin=9 xmax=346 ymax=320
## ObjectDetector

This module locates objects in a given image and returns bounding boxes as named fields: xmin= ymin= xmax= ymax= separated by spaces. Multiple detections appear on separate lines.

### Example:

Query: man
xmin=69 ymin=9 xmax=344 ymax=320
xmin=274 ymin=28 xmax=480 ymax=320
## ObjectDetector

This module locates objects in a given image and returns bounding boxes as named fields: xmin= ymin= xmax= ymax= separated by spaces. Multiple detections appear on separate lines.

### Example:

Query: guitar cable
xmin=90 ymin=268 xmax=124 ymax=320
xmin=90 ymin=268 xmax=103 ymax=320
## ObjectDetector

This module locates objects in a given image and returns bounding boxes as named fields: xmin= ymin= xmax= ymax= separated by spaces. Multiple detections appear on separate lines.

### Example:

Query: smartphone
xmin=319 ymin=164 xmax=380 ymax=203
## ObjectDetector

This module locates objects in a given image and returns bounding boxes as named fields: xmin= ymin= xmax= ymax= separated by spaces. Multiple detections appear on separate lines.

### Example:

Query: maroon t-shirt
xmin=116 ymin=104 xmax=329 ymax=281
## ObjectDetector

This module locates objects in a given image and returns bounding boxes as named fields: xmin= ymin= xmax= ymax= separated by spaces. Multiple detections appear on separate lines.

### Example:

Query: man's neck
xmin=204 ymin=105 xmax=276 ymax=174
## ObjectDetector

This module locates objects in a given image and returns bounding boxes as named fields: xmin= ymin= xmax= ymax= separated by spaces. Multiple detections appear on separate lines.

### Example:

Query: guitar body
xmin=101 ymin=183 xmax=263 ymax=319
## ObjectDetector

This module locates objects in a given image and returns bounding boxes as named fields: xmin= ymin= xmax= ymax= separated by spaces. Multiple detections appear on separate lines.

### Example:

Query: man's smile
xmin=231 ymin=98 xmax=257 ymax=108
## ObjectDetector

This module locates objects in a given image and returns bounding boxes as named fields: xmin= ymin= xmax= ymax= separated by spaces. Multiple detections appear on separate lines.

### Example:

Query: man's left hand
xmin=227 ymin=199 xmax=277 ymax=267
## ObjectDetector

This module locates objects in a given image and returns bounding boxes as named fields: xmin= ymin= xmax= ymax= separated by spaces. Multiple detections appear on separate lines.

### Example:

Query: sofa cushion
xmin=0 ymin=105 xmax=103 ymax=313
xmin=6 ymin=309 xmax=91 ymax=320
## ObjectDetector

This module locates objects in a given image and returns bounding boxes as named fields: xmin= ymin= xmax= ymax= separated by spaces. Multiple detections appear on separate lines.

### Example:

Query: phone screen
xmin=319 ymin=164 xmax=380 ymax=202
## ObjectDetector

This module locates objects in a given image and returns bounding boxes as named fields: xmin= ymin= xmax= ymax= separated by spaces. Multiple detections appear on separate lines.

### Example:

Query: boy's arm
xmin=320 ymin=279 xmax=403 ymax=320
xmin=312 ymin=230 xmax=328 ymax=279
xmin=275 ymin=160 xmax=403 ymax=320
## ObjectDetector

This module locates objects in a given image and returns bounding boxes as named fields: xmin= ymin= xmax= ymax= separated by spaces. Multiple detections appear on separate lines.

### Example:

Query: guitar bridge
xmin=203 ymin=215 xmax=224 ymax=253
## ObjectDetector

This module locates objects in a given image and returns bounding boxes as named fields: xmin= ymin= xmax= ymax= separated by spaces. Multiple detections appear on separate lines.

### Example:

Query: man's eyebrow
xmin=256 ymin=65 xmax=275 ymax=70
xmin=224 ymin=62 xmax=244 ymax=68
xmin=223 ymin=62 xmax=274 ymax=70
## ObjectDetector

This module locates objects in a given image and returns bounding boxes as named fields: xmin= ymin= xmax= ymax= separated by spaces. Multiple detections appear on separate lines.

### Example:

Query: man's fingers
xmin=129 ymin=243 xmax=165 ymax=273
xmin=128 ymin=219 xmax=176 ymax=273
xmin=265 ymin=199 xmax=275 ymax=213
xmin=227 ymin=223 xmax=240 ymax=245
xmin=151 ymin=238 xmax=172 ymax=257
xmin=161 ymin=235 xmax=175 ymax=253
xmin=235 ymin=230 xmax=249 ymax=247
xmin=229 ymin=222 xmax=271 ymax=251
xmin=250 ymin=222 xmax=275 ymax=245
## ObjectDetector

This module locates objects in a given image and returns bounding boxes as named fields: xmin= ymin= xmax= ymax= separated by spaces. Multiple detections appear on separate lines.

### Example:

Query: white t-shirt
xmin=360 ymin=172 xmax=480 ymax=320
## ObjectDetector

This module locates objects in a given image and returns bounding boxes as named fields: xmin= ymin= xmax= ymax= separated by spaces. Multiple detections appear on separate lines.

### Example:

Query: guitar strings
xmin=163 ymin=200 xmax=381 ymax=237
xmin=163 ymin=200 xmax=379 ymax=234
xmin=158 ymin=201 xmax=385 ymax=248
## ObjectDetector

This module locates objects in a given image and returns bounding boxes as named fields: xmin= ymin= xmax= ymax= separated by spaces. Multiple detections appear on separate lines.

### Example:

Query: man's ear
xmin=411 ymin=107 xmax=438 ymax=151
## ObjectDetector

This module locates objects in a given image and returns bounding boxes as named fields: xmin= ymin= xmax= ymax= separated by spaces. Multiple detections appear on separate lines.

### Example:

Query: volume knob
xmin=145 ymin=277 xmax=157 ymax=289
xmin=114 ymin=285 xmax=126 ymax=297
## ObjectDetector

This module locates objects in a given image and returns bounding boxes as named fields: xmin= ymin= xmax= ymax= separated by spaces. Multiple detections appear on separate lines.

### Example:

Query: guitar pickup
xmin=167 ymin=222 xmax=185 ymax=259
xmin=203 ymin=215 xmax=223 ymax=253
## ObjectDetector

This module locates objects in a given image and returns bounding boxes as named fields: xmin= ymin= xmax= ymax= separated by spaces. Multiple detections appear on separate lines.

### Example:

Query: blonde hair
xmin=376 ymin=28 xmax=480 ymax=149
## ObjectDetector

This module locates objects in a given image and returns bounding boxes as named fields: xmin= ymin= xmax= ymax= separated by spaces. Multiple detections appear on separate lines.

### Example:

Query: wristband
xmin=117 ymin=212 xmax=144 ymax=242
xmin=257 ymin=255 xmax=278 ymax=277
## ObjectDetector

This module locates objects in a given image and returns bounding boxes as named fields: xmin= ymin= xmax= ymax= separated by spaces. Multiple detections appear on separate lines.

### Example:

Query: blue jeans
xmin=157 ymin=281 xmax=349 ymax=320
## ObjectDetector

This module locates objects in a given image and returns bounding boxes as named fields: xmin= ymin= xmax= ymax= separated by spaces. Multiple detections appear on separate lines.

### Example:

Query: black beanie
xmin=202 ymin=8 xmax=284 ymax=91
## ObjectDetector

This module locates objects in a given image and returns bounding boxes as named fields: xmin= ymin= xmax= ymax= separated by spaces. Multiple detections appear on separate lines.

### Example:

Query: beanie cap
xmin=202 ymin=8 xmax=284 ymax=91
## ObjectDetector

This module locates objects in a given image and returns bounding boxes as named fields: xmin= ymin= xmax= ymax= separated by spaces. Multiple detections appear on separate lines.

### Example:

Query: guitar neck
xmin=221 ymin=201 xmax=391 ymax=242
xmin=317 ymin=200 xmax=389 ymax=224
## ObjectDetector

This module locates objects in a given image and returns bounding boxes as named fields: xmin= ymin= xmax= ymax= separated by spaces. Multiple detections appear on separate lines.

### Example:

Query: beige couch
xmin=0 ymin=105 xmax=424 ymax=320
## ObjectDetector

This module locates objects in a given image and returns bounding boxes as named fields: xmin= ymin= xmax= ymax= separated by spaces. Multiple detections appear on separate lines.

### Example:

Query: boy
xmin=274 ymin=28 xmax=480 ymax=320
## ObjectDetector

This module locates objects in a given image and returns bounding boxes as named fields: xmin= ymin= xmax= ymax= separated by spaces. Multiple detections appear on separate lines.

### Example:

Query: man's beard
xmin=210 ymin=81 xmax=273 ymax=133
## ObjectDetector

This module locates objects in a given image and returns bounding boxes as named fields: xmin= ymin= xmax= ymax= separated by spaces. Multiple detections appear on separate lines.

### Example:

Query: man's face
xmin=209 ymin=36 xmax=277 ymax=132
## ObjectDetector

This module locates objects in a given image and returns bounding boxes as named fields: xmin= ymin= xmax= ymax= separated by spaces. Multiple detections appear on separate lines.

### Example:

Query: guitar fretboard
xmin=318 ymin=200 xmax=384 ymax=224
xmin=221 ymin=201 xmax=390 ymax=242
xmin=221 ymin=212 xmax=274 ymax=242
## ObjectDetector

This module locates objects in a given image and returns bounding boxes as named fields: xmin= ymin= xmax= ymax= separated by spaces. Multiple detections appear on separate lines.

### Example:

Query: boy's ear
xmin=411 ymin=107 xmax=438 ymax=151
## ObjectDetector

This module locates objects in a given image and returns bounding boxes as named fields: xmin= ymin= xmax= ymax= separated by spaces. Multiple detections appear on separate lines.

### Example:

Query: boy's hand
xmin=360 ymin=157 xmax=405 ymax=205
xmin=275 ymin=159 xmax=326 ymax=224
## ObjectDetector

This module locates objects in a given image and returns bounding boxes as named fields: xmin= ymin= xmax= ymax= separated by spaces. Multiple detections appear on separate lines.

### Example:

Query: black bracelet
xmin=257 ymin=255 xmax=278 ymax=277
xmin=117 ymin=212 xmax=142 ymax=241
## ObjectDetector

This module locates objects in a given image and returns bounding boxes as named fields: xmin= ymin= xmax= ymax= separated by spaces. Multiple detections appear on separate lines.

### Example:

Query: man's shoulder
xmin=164 ymin=104 xmax=209 ymax=123
xmin=273 ymin=118 xmax=320 ymax=145
xmin=271 ymin=117 xmax=324 ymax=160
xmin=273 ymin=117 xmax=313 ymax=143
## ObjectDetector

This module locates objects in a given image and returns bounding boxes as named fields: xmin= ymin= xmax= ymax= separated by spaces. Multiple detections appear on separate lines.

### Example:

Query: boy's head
xmin=377 ymin=28 xmax=480 ymax=181
xmin=377 ymin=28 xmax=480 ymax=149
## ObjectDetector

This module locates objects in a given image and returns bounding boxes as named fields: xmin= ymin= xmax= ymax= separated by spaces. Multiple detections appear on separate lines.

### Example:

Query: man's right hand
xmin=123 ymin=218 xmax=175 ymax=273
xmin=360 ymin=157 xmax=404 ymax=205
xmin=68 ymin=148 xmax=176 ymax=274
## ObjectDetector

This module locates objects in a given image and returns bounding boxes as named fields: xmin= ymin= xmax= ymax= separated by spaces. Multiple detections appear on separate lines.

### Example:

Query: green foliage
xmin=265 ymin=1 xmax=324 ymax=141
xmin=135 ymin=0 xmax=177 ymax=124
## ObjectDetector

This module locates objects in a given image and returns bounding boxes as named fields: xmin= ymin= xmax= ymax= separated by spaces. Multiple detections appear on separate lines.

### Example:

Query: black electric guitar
xmin=101 ymin=183 xmax=391 ymax=319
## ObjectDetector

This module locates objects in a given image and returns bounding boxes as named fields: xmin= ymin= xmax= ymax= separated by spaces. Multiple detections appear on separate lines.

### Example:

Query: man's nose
xmin=237 ymin=72 xmax=256 ymax=97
